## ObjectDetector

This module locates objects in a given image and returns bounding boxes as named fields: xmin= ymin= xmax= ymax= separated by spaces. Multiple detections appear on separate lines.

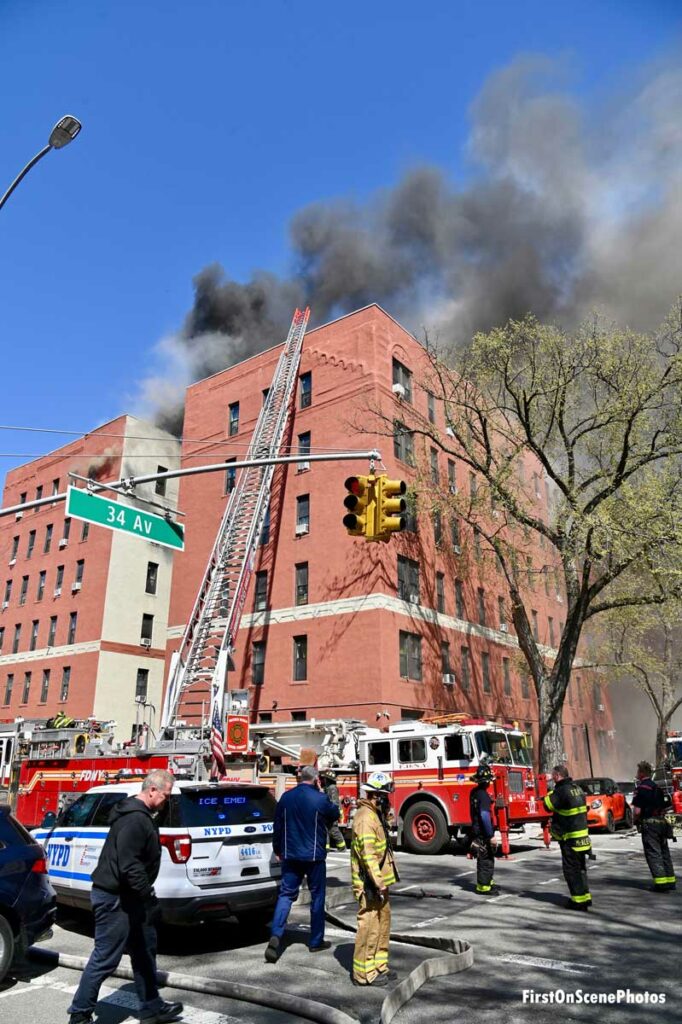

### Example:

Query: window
xmin=543 ymin=566 xmax=550 ymax=595
xmin=576 ymin=675 xmax=583 ymax=708
xmin=433 ymin=510 xmax=443 ymax=546
xmin=21 ymin=672 xmax=31 ymax=704
xmin=554 ymin=568 xmax=562 ymax=601
xmin=297 ymin=431 xmax=311 ymax=471
xmin=12 ymin=624 xmax=21 ymax=654
xmin=3 ymin=674 xmax=14 ymax=706
xmin=252 ymin=641 xmax=266 ymax=685
xmin=503 ymin=657 xmax=511 ymax=696
xmin=262 ymin=388 xmax=270 ymax=405
xmin=447 ymin=460 xmax=456 ymax=494
xmin=368 ymin=740 xmax=391 ymax=766
xmin=135 ymin=668 xmax=149 ymax=702
xmin=593 ymin=682 xmax=603 ymax=710
xmin=154 ymin=466 xmax=168 ymax=496
xmin=299 ymin=371 xmax=312 ymax=409
xmin=526 ymin=556 xmax=534 ymax=588
xmin=293 ymin=636 xmax=307 ymax=681
xmin=455 ymin=579 xmax=465 ymax=619
xmin=60 ymin=666 xmax=71 ymax=702
xmin=392 ymin=358 xmax=412 ymax=402
xmin=572 ymin=726 xmax=580 ymax=760
xmin=296 ymin=494 xmax=310 ymax=533
xmin=295 ymin=562 xmax=309 ymax=606
xmin=62 ymin=518 xmax=71 ymax=542
xmin=397 ymin=556 xmax=420 ymax=603
xmin=436 ymin=573 xmax=445 ymax=613
xmin=254 ymin=571 xmax=268 ymax=612
xmin=90 ymin=792 xmax=128 ymax=827
xmin=445 ymin=733 xmax=471 ymax=760
xmin=3 ymin=579 xmax=11 ymax=604
xmin=27 ymin=530 xmax=36 ymax=559
xmin=55 ymin=566 xmax=64 ymax=594
xmin=260 ymin=505 xmax=270 ymax=545
xmin=398 ymin=738 xmax=426 ymax=763
xmin=75 ymin=559 xmax=84 ymax=585
xmin=533 ymin=472 xmax=541 ymax=499
xmin=10 ymin=535 xmax=19 ymax=561
xmin=441 ymin=641 xmax=451 ymax=674
xmin=531 ymin=609 xmax=539 ymax=640
xmin=393 ymin=421 xmax=414 ymax=464
xmin=430 ymin=448 xmax=439 ymax=484
xmin=498 ymin=596 xmax=507 ymax=630
xmin=427 ymin=391 xmax=436 ymax=424
xmin=60 ymin=792 xmax=101 ymax=827
xmin=399 ymin=631 xmax=422 ymax=680
xmin=521 ymin=673 xmax=531 ymax=700
xmin=469 ymin=472 xmax=477 ymax=499
xmin=30 ymin=620 xmax=39 ymax=651
xmin=145 ymin=562 xmax=159 ymax=595
xmin=40 ymin=670 xmax=50 ymax=703
xmin=68 ymin=612 xmax=78 ymax=645
xmin=450 ymin=515 xmax=461 ymax=551
xmin=224 ymin=458 xmax=237 ymax=494
xmin=19 ymin=576 xmax=28 ymax=606
xmin=0 ymin=627 xmax=3 ymax=651
xmin=473 ymin=527 xmax=482 ymax=559
xmin=228 ymin=401 xmax=240 ymax=436
xmin=52 ymin=478 xmax=60 ymax=497
xmin=141 ymin=613 xmax=153 ymax=643
xmin=35 ymin=484 xmax=43 ymax=505
xmin=48 ymin=615 xmax=57 ymax=647
xmin=37 ymin=570 xmax=46 ymax=601
xmin=259 ymin=712 xmax=272 ymax=723
xmin=291 ymin=710 xmax=307 ymax=722
xmin=80 ymin=520 xmax=90 ymax=541
xmin=481 ymin=652 xmax=491 ymax=693
xmin=477 ymin=587 xmax=486 ymax=626
xmin=460 ymin=647 xmax=471 ymax=691
xmin=548 ymin=616 xmax=555 ymax=647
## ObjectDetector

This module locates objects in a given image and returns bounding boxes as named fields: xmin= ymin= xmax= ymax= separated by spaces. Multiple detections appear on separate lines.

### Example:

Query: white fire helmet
xmin=361 ymin=771 xmax=394 ymax=795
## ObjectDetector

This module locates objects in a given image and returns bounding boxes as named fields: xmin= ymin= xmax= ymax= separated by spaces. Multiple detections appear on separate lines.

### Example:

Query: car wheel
xmin=0 ymin=914 xmax=15 ymax=984
xmin=402 ymin=801 xmax=449 ymax=855
xmin=622 ymin=804 xmax=633 ymax=829
xmin=605 ymin=810 xmax=615 ymax=834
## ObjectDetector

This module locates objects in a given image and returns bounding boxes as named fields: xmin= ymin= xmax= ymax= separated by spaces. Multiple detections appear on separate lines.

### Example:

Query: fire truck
xmin=251 ymin=714 xmax=551 ymax=855
xmin=661 ymin=731 xmax=682 ymax=820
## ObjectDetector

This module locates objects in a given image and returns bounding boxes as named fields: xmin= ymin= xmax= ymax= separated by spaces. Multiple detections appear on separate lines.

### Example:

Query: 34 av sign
xmin=66 ymin=486 xmax=185 ymax=552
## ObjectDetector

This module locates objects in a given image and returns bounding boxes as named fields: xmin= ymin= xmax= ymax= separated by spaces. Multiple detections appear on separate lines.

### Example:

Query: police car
xmin=32 ymin=780 xmax=280 ymax=926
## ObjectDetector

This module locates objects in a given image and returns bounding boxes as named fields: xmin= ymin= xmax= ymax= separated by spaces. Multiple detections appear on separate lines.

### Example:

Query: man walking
xmin=632 ymin=760 xmax=676 ymax=892
xmin=264 ymin=765 xmax=340 ymax=963
xmin=350 ymin=772 xmax=397 ymax=987
xmin=469 ymin=764 xmax=500 ymax=895
xmin=67 ymin=769 xmax=182 ymax=1024
xmin=543 ymin=764 xmax=592 ymax=911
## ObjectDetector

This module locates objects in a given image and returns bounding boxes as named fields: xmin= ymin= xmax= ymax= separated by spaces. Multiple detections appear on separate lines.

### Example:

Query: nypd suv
xmin=32 ymin=780 xmax=280 ymax=925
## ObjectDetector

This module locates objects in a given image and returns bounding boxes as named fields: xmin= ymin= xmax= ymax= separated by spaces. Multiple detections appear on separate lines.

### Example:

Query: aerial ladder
xmin=160 ymin=307 xmax=310 ymax=771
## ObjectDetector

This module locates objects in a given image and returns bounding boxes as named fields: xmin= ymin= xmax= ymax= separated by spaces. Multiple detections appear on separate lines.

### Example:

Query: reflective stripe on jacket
xmin=351 ymin=799 xmax=397 ymax=898
xmin=543 ymin=777 xmax=591 ymax=851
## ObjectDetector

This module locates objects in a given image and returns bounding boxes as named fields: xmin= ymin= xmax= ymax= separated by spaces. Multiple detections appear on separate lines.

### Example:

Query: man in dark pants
xmin=67 ymin=769 xmax=183 ymax=1024
xmin=469 ymin=764 xmax=499 ymax=895
xmin=264 ymin=765 xmax=340 ymax=963
xmin=543 ymin=764 xmax=592 ymax=911
xmin=320 ymin=769 xmax=347 ymax=851
xmin=632 ymin=760 xmax=676 ymax=892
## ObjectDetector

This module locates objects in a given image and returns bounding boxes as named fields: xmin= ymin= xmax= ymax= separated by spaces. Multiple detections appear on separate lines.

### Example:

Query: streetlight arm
xmin=0 ymin=144 xmax=52 ymax=212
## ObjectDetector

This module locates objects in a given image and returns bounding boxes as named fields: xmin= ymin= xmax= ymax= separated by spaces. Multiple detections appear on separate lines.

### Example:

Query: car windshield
xmin=507 ymin=733 xmax=532 ymax=767
xmin=576 ymin=779 xmax=607 ymax=796
xmin=169 ymin=787 xmax=277 ymax=828
xmin=475 ymin=730 xmax=512 ymax=763
xmin=667 ymin=739 xmax=682 ymax=763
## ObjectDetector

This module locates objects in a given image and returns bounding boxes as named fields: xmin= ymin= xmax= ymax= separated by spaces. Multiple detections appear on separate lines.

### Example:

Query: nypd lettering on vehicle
xmin=46 ymin=841 xmax=71 ymax=867
xmin=201 ymin=822 xmax=273 ymax=837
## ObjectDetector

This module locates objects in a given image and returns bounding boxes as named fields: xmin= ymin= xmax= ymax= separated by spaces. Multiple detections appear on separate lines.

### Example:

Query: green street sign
xmin=66 ymin=486 xmax=185 ymax=552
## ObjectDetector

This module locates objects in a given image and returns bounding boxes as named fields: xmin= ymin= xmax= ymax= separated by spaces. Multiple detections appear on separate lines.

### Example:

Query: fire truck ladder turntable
xmin=160 ymin=307 xmax=310 ymax=745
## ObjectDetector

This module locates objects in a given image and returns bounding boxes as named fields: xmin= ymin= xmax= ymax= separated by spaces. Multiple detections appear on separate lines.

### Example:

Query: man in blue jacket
xmin=264 ymin=765 xmax=340 ymax=963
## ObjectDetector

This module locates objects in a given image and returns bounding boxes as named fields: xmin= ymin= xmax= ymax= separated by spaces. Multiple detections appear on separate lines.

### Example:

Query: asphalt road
xmin=2 ymin=827 xmax=679 ymax=1024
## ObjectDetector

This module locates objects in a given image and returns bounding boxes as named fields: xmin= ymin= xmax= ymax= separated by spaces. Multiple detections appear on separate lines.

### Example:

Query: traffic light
xmin=376 ymin=476 xmax=407 ymax=539
xmin=343 ymin=475 xmax=374 ymax=537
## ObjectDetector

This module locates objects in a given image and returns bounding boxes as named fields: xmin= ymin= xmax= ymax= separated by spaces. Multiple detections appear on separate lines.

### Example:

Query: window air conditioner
xmin=448 ymin=485 xmax=457 ymax=495
xmin=1 ymin=601 xmax=8 ymax=610
xmin=295 ymin=523 xmax=309 ymax=536
xmin=53 ymin=588 xmax=62 ymax=597
xmin=408 ymin=592 xmax=419 ymax=604
xmin=597 ymin=703 xmax=605 ymax=712
xmin=59 ymin=538 xmax=68 ymax=548
xmin=140 ymin=637 xmax=152 ymax=648
xmin=500 ymin=623 xmax=508 ymax=633
xmin=72 ymin=581 xmax=82 ymax=592
xmin=442 ymin=673 xmax=455 ymax=687
xmin=392 ymin=383 xmax=406 ymax=399
xmin=453 ymin=545 xmax=462 ymax=555
xmin=297 ymin=461 xmax=310 ymax=472
xmin=15 ymin=512 xmax=23 ymax=521
xmin=8 ymin=559 xmax=16 ymax=567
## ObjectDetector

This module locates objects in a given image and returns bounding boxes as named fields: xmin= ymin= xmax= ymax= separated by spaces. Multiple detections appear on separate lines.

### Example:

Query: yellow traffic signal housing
xmin=343 ymin=475 xmax=375 ymax=537
xmin=376 ymin=476 xmax=407 ymax=539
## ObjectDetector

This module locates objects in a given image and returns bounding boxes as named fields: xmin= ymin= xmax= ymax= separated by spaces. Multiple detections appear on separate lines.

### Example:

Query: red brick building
xmin=167 ymin=305 xmax=616 ymax=775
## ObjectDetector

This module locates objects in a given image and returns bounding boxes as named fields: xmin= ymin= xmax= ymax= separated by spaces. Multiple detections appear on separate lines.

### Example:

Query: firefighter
xmin=632 ymin=760 xmax=676 ymax=893
xmin=543 ymin=763 xmax=592 ymax=911
xmin=350 ymin=771 xmax=398 ymax=987
xmin=469 ymin=764 xmax=500 ymax=895
xmin=320 ymin=769 xmax=347 ymax=851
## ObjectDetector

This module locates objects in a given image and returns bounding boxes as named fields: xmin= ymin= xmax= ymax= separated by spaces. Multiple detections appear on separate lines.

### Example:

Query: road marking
xmin=498 ymin=954 xmax=596 ymax=975
xmin=412 ymin=916 xmax=449 ymax=929
xmin=0 ymin=976 xmax=57 ymax=999
xmin=488 ymin=894 xmax=512 ymax=902
xmin=538 ymin=877 xmax=560 ymax=884
xmin=453 ymin=869 xmax=476 ymax=876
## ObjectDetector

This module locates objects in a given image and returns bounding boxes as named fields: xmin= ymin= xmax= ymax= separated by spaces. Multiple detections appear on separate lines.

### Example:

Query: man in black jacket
xmin=632 ymin=760 xmax=676 ymax=892
xmin=543 ymin=764 xmax=592 ymax=911
xmin=67 ymin=769 xmax=183 ymax=1024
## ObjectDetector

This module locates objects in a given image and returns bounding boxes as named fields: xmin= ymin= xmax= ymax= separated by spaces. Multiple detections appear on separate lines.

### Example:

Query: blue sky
xmin=0 ymin=0 xmax=680 ymax=492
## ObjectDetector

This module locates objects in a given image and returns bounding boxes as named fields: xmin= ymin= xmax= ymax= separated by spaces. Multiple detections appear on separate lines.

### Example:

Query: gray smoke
xmin=138 ymin=54 xmax=682 ymax=435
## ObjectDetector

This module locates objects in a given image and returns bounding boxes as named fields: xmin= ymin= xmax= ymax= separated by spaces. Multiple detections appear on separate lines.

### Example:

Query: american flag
xmin=210 ymin=701 xmax=226 ymax=776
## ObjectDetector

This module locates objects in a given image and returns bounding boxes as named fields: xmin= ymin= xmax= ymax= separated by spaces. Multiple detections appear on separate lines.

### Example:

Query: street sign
xmin=66 ymin=486 xmax=185 ymax=552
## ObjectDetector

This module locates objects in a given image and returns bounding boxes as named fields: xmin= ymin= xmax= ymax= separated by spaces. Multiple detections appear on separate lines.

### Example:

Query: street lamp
xmin=0 ymin=114 xmax=82 ymax=212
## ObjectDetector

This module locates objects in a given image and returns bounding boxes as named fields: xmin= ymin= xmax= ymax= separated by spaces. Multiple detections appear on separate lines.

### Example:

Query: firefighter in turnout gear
xmin=350 ymin=772 xmax=398 ymax=987
xmin=469 ymin=764 xmax=499 ymax=895
xmin=543 ymin=764 xmax=592 ymax=910
xmin=632 ymin=761 xmax=676 ymax=893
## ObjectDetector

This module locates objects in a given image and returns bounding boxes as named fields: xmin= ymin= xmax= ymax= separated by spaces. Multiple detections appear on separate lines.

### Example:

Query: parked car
xmin=32 ymin=780 xmax=280 ymax=926
xmin=575 ymin=777 xmax=633 ymax=832
xmin=616 ymin=780 xmax=636 ymax=805
xmin=0 ymin=804 xmax=57 ymax=983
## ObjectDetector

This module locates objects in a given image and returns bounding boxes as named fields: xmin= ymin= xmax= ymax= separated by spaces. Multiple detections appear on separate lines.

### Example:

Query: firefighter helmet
xmin=361 ymin=771 xmax=394 ymax=795
xmin=473 ymin=764 xmax=495 ymax=786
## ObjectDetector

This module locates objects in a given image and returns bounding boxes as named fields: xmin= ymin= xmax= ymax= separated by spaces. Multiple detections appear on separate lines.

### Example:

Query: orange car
xmin=576 ymin=777 xmax=633 ymax=832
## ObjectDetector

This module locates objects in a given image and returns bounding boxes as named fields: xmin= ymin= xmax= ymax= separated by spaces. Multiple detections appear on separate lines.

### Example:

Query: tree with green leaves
xmin=381 ymin=302 xmax=682 ymax=769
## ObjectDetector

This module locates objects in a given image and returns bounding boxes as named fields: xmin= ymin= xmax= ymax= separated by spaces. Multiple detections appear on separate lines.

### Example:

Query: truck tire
xmin=402 ymin=801 xmax=449 ymax=855
xmin=0 ymin=913 xmax=15 ymax=984
xmin=605 ymin=810 xmax=615 ymax=833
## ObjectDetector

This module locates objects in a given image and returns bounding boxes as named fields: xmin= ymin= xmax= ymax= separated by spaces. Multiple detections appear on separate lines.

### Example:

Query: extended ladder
xmin=161 ymin=307 xmax=310 ymax=737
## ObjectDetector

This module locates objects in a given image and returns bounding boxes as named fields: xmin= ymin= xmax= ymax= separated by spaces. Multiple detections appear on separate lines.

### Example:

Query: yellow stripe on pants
xmin=353 ymin=893 xmax=391 ymax=984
